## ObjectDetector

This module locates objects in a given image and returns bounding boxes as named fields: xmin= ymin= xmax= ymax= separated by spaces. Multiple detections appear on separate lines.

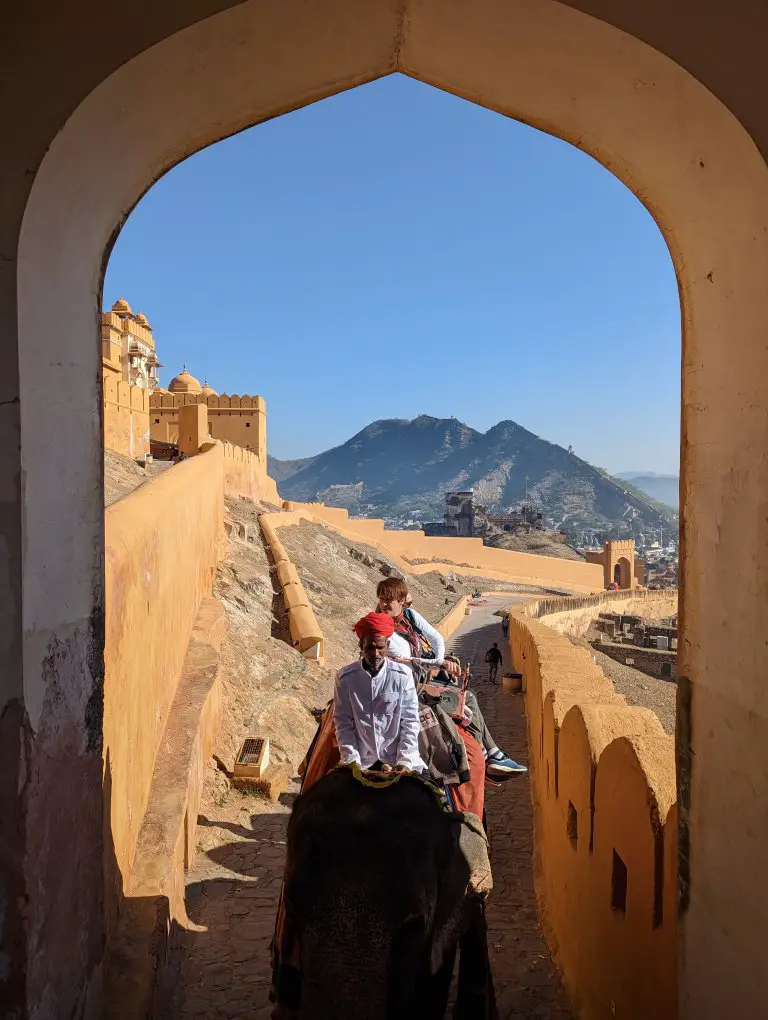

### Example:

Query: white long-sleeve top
xmin=333 ymin=658 xmax=426 ymax=772
xmin=387 ymin=608 xmax=446 ymax=666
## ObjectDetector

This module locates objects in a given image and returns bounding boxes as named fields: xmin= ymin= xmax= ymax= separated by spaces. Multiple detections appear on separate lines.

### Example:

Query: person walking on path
xmin=484 ymin=643 xmax=503 ymax=684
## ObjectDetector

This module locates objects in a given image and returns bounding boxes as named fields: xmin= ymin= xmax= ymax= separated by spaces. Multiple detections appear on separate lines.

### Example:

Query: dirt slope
xmin=104 ymin=448 xmax=172 ymax=506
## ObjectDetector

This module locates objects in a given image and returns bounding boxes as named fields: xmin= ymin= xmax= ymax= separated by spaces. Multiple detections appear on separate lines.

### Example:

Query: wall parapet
xmin=104 ymin=445 xmax=225 ymax=912
xmin=221 ymin=441 xmax=280 ymax=504
xmin=281 ymin=500 xmax=604 ymax=592
xmin=259 ymin=511 xmax=324 ymax=662
xmin=507 ymin=590 xmax=677 ymax=1020
xmin=260 ymin=508 xmax=469 ymax=661
xmin=522 ymin=586 xmax=677 ymax=620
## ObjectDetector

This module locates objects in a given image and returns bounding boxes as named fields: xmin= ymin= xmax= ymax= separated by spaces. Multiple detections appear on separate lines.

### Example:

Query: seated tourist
xmin=334 ymin=611 xmax=427 ymax=776
xmin=375 ymin=578 xmax=527 ymax=778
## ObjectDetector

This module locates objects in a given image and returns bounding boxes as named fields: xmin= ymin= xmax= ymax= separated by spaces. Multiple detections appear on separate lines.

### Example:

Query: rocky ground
xmin=588 ymin=646 xmax=676 ymax=734
xmin=569 ymin=617 xmax=676 ymax=734
xmin=277 ymin=518 xmax=551 ymax=672
xmin=104 ymin=448 xmax=172 ymax=506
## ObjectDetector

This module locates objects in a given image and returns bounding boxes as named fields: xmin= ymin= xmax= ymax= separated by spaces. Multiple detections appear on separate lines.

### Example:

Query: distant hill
xmin=615 ymin=472 xmax=679 ymax=511
xmin=267 ymin=454 xmax=316 ymax=483
xmin=270 ymin=416 xmax=673 ymax=541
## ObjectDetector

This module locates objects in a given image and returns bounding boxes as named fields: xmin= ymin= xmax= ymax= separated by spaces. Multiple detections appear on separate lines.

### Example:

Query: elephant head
xmin=281 ymin=768 xmax=476 ymax=1020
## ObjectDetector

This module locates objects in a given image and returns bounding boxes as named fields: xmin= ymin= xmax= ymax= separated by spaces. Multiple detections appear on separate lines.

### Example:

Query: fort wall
xmin=221 ymin=442 xmax=280 ymax=505
xmin=508 ymin=592 xmax=677 ymax=1020
xmin=281 ymin=501 xmax=604 ymax=592
xmin=103 ymin=375 xmax=151 ymax=459
xmin=103 ymin=447 xmax=225 ymax=907
xmin=151 ymin=392 xmax=267 ymax=459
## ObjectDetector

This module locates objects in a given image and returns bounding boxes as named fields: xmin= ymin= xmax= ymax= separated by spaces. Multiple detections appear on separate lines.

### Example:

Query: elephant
xmin=271 ymin=765 xmax=497 ymax=1020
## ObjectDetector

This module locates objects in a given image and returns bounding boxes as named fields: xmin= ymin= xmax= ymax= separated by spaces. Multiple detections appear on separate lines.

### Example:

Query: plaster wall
xmin=222 ymin=444 xmax=281 ymax=505
xmin=281 ymin=502 xmax=604 ymax=592
xmin=103 ymin=446 xmax=224 ymax=915
xmin=533 ymin=590 xmax=678 ymax=640
xmin=508 ymin=595 xmax=677 ymax=1019
xmin=103 ymin=376 xmax=151 ymax=459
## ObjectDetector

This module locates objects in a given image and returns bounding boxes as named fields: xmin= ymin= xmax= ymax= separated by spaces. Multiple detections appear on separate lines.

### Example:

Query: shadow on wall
xmin=508 ymin=594 xmax=676 ymax=1020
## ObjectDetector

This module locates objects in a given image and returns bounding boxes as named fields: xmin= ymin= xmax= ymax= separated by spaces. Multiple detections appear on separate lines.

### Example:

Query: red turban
xmin=353 ymin=612 xmax=395 ymax=640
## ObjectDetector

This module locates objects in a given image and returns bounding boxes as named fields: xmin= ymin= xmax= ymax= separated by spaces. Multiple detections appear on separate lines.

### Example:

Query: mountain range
xmin=615 ymin=472 xmax=679 ymax=510
xmin=269 ymin=416 xmax=675 ymax=541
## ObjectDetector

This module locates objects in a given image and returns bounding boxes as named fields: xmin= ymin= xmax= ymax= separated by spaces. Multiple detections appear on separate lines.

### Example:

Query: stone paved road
xmin=447 ymin=597 xmax=572 ymax=1019
xmin=165 ymin=596 xmax=572 ymax=1019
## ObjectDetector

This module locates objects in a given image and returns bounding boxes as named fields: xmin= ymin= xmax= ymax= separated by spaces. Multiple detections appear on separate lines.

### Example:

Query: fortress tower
xmin=102 ymin=298 xmax=162 ymax=457
xmin=150 ymin=366 xmax=266 ymax=460
xmin=102 ymin=300 xmax=267 ymax=464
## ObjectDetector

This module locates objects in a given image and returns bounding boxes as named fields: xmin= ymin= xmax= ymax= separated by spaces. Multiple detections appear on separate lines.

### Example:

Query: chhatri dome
xmin=112 ymin=297 xmax=132 ymax=314
xmin=200 ymin=379 xmax=218 ymax=398
xmin=167 ymin=365 xmax=202 ymax=394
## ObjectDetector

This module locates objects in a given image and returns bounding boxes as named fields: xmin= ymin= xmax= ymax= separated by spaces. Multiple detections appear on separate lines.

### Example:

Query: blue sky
xmin=105 ymin=74 xmax=681 ymax=473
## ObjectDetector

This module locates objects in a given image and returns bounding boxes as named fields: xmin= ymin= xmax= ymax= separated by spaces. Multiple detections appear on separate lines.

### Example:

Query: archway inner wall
xmin=7 ymin=1 xmax=768 ymax=1016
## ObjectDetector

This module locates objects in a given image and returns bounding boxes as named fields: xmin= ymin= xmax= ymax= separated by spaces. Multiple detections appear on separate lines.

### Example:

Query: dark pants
xmin=465 ymin=689 xmax=496 ymax=754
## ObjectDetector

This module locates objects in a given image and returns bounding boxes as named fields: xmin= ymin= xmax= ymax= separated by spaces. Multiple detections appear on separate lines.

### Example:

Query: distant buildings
xmin=101 ymin=298 xmax=265 ymax=462
xmin=424 ymin=490 xmax=475 ymax=537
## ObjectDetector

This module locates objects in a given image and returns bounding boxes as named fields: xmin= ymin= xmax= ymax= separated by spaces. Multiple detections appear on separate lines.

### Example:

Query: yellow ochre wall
xmin=281 ymin=501 xmax=604 ymax=592
xmin=508 ymin=591 xmax=677 ymax=1020
xmin=103 ymin=375 xmax=150 ymax=459
xmin=151 ymin=392 xmax=267 ymax=459
xmin=103 ymin=441 xmax=278 ymax=917
xmin=103 ymin=449 xmax=224 ymax=909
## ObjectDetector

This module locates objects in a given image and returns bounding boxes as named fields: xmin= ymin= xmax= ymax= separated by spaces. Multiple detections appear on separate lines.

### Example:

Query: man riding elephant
xmin=375 ymin=578 xmax=527 ymax=779
xmin=273 ymin=765 xmax=497 ymax=1020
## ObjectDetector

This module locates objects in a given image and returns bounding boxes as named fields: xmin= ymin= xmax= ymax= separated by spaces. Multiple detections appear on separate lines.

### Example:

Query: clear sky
xmin=105 ymin=73 xmax=681 ymax=473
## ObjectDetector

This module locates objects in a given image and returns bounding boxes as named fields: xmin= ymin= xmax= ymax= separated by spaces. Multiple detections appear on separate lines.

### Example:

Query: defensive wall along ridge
xmin=506 ymin=589 xmax=678 ymax=1020
xmin=280 ymin=500 xmax=604 ymax=593
xmin=259 ymin=506 xmax=474 ymax=663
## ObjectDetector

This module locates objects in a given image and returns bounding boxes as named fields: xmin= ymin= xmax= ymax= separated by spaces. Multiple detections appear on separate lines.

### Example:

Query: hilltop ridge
xmin=271 ymin=414 xmax=673 ymax=542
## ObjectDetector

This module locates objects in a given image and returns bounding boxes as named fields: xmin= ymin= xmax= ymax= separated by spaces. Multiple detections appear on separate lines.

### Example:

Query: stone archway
xmin=6 ymin=2 xmax=768 ymax=1017
xmin=614 ymin=557 xmax=632 ymax=590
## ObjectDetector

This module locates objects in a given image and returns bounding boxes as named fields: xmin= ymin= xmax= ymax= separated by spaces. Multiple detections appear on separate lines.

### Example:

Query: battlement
xmin=606 ymin=538 xmax=635 ymax=552
xmin=150 ymin=392 xmax=266 ymax=411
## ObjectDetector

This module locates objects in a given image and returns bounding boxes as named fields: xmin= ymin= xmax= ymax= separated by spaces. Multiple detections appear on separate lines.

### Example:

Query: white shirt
xmin=387 ymin=608 xmax=474 ymax=728
xmin=387 ymin=608 xmax=446 ymax=666
xmin=333 ymin=658 xmax=426 ymax=772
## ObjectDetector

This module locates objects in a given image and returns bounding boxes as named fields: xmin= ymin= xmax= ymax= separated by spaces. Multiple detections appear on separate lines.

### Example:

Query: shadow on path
xmin=447 ymin=599 xmax=572 ymax=1019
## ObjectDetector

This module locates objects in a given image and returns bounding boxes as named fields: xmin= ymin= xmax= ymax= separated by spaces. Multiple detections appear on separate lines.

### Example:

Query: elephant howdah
xmin=270 ymin=765 xmax=496 ymax=1020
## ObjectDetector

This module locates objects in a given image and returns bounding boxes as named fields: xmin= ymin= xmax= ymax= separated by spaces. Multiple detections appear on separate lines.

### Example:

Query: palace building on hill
xmin=150 ymin=367 xmax=266 ymax=461
xmin=102 ymin=298 xmax=265 ymax=461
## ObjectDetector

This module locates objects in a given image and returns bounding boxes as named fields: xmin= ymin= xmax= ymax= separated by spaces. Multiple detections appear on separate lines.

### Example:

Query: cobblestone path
xmin=165 ymin=597 xmax=571 ymax=1019
xmin=447 ymin=597 xmax=572 ymax=1019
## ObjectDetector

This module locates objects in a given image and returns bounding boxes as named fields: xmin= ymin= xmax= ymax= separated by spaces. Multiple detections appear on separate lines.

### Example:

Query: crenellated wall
xmin=221 ymin=442 xmax=280 ymax=505
xmin=508 ymin=593 xmax=677 ymax=1020
xmin=281 ymin=501 xmax=604 ymax=592
xmin=259 ymin=507 xmax=471 ymax=657
xmin=151 ymin=391 xmax=267 ymax=459
xmin=103 ymin=375 xmax=151 ymax=458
